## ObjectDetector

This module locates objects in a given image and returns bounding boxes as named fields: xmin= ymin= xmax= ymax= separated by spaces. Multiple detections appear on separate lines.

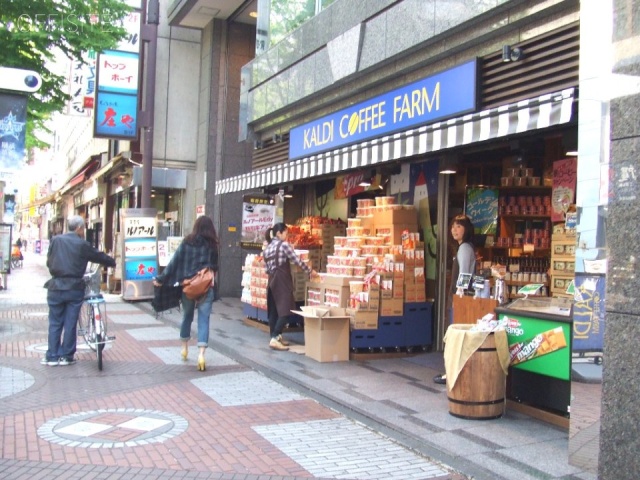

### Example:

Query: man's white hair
xmin=67 ymin=215 xmax=85 ymax=232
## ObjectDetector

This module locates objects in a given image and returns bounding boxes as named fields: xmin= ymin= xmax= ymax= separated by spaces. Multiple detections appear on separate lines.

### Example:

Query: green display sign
xmin=499 ymin=313 xmax=571 ymax=381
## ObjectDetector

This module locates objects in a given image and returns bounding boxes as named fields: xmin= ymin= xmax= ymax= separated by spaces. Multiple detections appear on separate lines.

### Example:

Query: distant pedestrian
xmin=263 ymin=223 xmax=317 ymax=351
xmin=153 ymin=216 xmax=219 ymax=372
xmin=42 ymin=215 xmax=116 ymax=367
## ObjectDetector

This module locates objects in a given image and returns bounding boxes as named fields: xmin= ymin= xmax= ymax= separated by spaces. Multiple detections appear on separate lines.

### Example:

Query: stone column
xmin=599 ymin=0 xmax=640 ymax=478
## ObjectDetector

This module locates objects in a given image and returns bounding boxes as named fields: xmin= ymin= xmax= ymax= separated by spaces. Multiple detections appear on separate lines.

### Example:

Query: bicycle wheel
xmin=79 ymin=303 xmax=97 ymax=351
xmin=94 ymin=305 xmax=105 ymax=371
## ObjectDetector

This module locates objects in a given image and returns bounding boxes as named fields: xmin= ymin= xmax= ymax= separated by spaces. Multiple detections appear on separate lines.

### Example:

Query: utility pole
xmin=140 ymin=0 xmax=159 ymax=208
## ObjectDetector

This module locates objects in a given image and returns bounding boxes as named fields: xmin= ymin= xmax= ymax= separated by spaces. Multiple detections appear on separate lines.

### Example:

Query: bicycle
xmin=11 ymin=245 xmax=23 ymax=269
xmin=77 ymin=264 xmax=114 ymax=370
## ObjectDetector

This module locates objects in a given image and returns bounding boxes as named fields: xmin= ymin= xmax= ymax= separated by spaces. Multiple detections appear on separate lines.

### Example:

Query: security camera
xmin=0 ymin=66 xmax=42 ymax=93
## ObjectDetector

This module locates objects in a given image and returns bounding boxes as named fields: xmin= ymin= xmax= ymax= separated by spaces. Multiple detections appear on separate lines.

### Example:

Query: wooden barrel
xmin=447 ymin=332 xmax=506 ymax=420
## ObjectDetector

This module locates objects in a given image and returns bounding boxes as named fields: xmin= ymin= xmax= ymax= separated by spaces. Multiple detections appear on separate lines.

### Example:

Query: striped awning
xmin=215 ymin=88 xmax=576 ymax=195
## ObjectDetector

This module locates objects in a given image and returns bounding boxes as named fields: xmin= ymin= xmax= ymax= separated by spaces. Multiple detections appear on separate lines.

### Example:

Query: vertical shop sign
xmin=67 ymin=51 xmax=97 ymax=115
xmin=551 ymin=158 xmax=577 ymax=222
xmin=572 ymin=274 xmax=605 ymax=352
xmin=0 ymin=93 xmax=27 ymax=171
xmin=123 ymin=216 xmax=157 ymax=280
xmin=93 ymin=5 xmax=141 ymax=140
xmin=241 ymin=194 xmax=275 ymax=250
xmin=0 ymin=223 xmax=12 ymax=275
xmin=464 ymin=186 xmax=498 ymax=236
xmin=121 ymin=208 xmax=157 ymax=300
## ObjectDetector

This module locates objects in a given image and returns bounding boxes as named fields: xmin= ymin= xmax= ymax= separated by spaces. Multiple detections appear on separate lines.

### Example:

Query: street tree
xmin=0 ymin=0 xmax=133 ymax=149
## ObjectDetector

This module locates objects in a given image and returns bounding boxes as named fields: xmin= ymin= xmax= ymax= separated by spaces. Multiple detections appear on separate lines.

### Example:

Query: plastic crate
xmin=404 ymin=301 xmax=433 ymax=346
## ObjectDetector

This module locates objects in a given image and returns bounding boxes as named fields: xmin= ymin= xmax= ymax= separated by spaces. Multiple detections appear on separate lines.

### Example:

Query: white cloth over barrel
xmin=443 ymin=325 xmax=510 ymax=391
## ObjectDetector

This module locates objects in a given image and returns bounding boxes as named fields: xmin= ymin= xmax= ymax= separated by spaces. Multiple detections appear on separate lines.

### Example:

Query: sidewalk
xmin=0 ymin=252 xmax=598 ymax=480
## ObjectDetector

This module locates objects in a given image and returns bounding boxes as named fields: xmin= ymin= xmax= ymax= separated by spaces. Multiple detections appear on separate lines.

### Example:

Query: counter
xmin=496 ymin=296 xmax=573 ymax=427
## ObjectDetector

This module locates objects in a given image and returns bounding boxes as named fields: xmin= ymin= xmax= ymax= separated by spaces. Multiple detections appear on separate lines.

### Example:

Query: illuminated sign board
xmin=289 ymin=59 xmax=478 ymax=159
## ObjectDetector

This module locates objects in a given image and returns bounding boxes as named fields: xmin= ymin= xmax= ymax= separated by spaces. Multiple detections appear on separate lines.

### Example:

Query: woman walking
xmin=153 ymin=216 xmax=218 ymax=371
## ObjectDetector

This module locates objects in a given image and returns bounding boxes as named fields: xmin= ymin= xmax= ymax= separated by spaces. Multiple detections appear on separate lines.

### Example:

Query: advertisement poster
xmin=572 ymin=274 xmax=605 ymax=352
xmin=501 ymin=314 xmax=571 ymax=381
xmin=0 ymin=93 xmax=27 ymax=171
xmin=551 ymin=158 xmax=577 ymax=222
xmin=335 ymin=171 xmax=380 ymax=199
xmin=123 ymin=216 xmax=157 ymax=282
xmin=158 ymin=236 xmax=183 ymax=267
xmin=464 ymin=186 xmax=498 ymax=236
xmin=410 ymin=161 xmax=439 ymax=282
xmin=241 ymin=194 xmax=275 ymax=250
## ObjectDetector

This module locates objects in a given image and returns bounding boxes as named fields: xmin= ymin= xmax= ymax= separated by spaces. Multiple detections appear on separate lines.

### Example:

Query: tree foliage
xmin=0 ymin=0 xmax=133 ymax=148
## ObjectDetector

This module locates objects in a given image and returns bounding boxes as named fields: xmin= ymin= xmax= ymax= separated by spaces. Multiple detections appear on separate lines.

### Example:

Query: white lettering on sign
xmin=393 ymin=82 xmax=440 ymax=123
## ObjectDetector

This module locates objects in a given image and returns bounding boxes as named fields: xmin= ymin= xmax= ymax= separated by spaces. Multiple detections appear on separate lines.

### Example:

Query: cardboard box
xmin=294 ymin=307 xmax=350 ymax=362
xmin=405 ymin=284 xmax=417 ymax=302
xmin=311 ymin=275 xmax=360 ymax=287
xmin=380 ymin=298 xmax=404 ymax=316
xmin=374 ymin=224 xmax=419 ymax=244
xmin=347 ymin=309 xmax=379 ymax=329
xmin=373 ymin=208 xmax=418 ymax=225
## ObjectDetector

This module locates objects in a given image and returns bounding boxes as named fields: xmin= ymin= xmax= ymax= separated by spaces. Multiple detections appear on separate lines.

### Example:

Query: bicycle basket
xmin=84 ymin=266 xmax=102 ymax=296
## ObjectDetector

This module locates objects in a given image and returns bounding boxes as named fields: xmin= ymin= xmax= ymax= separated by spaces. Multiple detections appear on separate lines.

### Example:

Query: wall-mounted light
xmin=253 ymin=140 xmax=264 ymax=150
xmin=502 ymin=45 xmax=523 ymax=63
xmin=566 ymin=151 xmax=578 ymax=157
xmin=272 ymin=133 xmax=282 ymax=143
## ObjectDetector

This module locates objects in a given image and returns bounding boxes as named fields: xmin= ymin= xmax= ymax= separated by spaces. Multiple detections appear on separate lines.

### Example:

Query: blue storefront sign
xmin=572 ymin=274 xmax=605 ymax=352
xmin=289 ymin=59 xmax=478 ymax=160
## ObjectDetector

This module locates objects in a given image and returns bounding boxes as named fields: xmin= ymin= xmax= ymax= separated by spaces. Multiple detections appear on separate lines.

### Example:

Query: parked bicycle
xmin=11 ymin=245 xmax=23 ymax=269
xmin=77 ymin=264 xmax=114 ymax=370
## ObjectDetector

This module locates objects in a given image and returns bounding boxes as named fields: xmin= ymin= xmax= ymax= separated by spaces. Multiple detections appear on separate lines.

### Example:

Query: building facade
xmin=170 ymin=0 xmax=640 ymax=477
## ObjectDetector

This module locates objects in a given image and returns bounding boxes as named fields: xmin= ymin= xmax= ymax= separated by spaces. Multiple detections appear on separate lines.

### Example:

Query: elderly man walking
xmin=42 ymin=215 xmax=116 ymax=366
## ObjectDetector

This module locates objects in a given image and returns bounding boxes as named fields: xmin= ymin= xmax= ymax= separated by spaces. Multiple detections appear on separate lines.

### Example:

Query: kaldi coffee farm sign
xmin=289 ymin=59 xmax=478 ymax=160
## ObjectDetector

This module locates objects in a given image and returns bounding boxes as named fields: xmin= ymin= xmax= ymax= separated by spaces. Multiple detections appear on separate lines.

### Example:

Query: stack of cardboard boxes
xmin=308 ymin=197 xmax=429 ymax=342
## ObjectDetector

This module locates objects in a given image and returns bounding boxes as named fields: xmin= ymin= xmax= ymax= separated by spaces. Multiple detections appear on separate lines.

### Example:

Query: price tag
xmin=518 ymin=284 xmax=543 ymax=296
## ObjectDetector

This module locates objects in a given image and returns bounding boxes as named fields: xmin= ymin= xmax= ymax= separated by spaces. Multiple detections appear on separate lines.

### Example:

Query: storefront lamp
xmin=502 ymin=45 xmax=523 ymax=62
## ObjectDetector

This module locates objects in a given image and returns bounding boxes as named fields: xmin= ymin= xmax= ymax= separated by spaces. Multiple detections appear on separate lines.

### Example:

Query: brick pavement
xmin=0 ymin=254 xmax=465 ymax=480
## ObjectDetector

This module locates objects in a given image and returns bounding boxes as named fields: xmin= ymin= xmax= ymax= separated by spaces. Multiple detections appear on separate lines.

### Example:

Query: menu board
xmin=464 ymin=186 xmax=498 ymax=235
xmin=241 ymin=194 xmax=275 ymax=250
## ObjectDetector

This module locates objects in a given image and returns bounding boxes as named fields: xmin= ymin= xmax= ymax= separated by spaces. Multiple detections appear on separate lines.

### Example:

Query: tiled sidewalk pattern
xmin=0 ymin=256 xmax=461 ymax=479
xmin=254 ymin=418 xmax=450 ymax=479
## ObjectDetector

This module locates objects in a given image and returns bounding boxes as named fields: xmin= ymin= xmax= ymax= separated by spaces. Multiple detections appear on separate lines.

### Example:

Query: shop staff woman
xmin=263 ymin=223 xmax=317 ymax=350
